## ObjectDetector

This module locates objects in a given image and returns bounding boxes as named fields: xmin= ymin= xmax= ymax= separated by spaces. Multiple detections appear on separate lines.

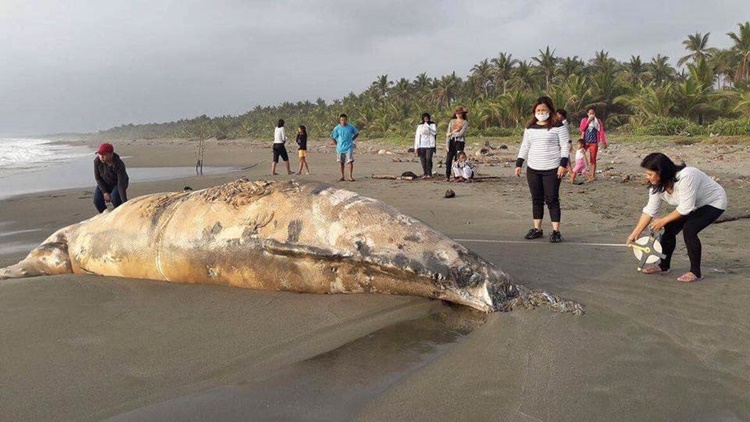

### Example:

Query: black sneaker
xmin=524 ymin=228 xmax=544 ymax=240
xmin=550 ymin=231 xmax=563 ymax=243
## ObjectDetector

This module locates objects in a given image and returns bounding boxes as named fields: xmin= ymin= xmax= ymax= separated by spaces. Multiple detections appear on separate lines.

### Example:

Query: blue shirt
xmin=330 ymin=123 xmax=359 ymax=153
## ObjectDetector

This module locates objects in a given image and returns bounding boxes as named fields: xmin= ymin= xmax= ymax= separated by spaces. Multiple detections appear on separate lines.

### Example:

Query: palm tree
xmin=470 ymin=59 xmax=493 ymax=96
xmin=649 ymin=54 xmax=675 ymax=86
xmin=372 ymin=75 xmax=392 ymax=98
xmin=589 ymin=50 xmax=619 ymax=76
xmin=623 ymin=55 xmax=648 ymax=85
xmin=678 ymin=32 xmax=716 ymax=67
xmin=727 ymin=21 xmax=750 ymax=81
xmin=430 ymin=73 xmax=460 ymax=110
xmin=512 ymin=60 xmax=537 ymax=90
xmin=616 ymin=83 xmax=675 ymax=119
xmin=533 ymin=46 xmax=558 ymax=91
xmin=391 ymin=78 xmax=412 ymax=105
xmin=557 ymin=56 xmax=585 ymax=80
xmin=490 ymin=52 xmax=518 ymax=94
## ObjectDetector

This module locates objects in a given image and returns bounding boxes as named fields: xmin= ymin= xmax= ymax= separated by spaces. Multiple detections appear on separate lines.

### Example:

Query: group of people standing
xmin=92 ymin=97 xmax=728 ymax=284
xmin=413 ymin=106 xmax=473 ymax=182
xmin=512 ymin=96 xmax=727 ymax=283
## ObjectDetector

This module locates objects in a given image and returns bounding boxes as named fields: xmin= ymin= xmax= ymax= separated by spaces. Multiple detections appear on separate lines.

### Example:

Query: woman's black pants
xmin=659 ymin=205 xmax=724 ymax=277
xmin=526 ymin=167 xmax=561 ymax=223
xmin=445 ymin=139 xmax=465 ymax=178
xmin=418 ymin=147 xmax=435 ymax=176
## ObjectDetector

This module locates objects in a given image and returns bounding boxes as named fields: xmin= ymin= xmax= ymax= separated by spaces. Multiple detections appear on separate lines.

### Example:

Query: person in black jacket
xmin=93 ymin=142 xmax=129 ymax=213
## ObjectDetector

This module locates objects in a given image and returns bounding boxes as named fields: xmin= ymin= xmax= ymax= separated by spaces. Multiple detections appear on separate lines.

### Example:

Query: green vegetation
xmin=98 ymin=22 xmax=750 ymax=141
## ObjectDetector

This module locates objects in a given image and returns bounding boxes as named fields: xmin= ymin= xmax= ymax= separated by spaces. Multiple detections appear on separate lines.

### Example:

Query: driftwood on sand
xmin=371 ymin=174 xmax=505 ymax=181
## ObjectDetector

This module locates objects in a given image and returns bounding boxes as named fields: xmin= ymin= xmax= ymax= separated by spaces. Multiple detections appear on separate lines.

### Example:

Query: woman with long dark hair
xmin=627 ymin=153 xmax=727 ymax=282
xmin=445 ymin=106 xmax=468 ymax=181
xmin=514 ymin=97 xmax=570 ymax=243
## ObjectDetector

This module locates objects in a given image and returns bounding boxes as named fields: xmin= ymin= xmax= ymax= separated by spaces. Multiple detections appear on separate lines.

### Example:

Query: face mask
xmin=536 ymin=112 xmax=549 ymax=122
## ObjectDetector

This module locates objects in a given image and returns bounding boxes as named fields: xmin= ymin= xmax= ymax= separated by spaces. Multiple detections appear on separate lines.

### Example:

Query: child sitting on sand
xmin=569 ymin=138 xmax=593 ymax=184
xmin=451 ymin=151 xmax=474 ymax=182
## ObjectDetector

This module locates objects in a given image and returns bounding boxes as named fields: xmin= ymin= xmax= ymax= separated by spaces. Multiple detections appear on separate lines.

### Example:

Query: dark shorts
xmin=273 ymin=144 xmax=289 ymax=163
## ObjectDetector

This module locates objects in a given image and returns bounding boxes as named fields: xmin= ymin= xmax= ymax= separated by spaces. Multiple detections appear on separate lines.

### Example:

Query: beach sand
xmin=1 ymin=138 xmax=749 ymax=421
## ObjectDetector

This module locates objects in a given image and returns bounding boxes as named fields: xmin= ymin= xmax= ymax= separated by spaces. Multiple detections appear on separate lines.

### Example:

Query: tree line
xmin=99 ymin=22 xmax=750 ymax=141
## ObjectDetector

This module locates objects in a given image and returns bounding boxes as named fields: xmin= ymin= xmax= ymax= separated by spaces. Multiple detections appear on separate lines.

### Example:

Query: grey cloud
xmin=1 ymin=0 xmax=749 ymax=135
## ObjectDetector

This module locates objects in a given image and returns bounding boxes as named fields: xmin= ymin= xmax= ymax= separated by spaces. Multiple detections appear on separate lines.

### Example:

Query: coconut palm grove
xmin=98 ymin=22 xmax=750 ymax=141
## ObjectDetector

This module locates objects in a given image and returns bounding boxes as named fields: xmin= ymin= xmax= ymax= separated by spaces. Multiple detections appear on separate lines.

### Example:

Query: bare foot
xmin=347 ymin=178 xmax=355 ymax=182
xmin=272 ymin=172 xmax=279 ymax=176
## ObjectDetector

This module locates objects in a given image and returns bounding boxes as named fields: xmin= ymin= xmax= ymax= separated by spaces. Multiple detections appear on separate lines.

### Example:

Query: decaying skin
xmin=0 ymin=179 xmax=582 ymax=314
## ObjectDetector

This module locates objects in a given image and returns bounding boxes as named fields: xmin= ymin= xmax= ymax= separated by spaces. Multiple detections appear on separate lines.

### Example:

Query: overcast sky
xmin=2 ymin=0 xmax=749 ymax=135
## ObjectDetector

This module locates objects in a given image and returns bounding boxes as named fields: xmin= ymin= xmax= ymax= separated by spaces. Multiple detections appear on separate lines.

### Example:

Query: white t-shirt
xmin=642 ymin=167 xmax=728 ymax=217
xmin=575 ymin=148 xmax=585 ymax=161
xmin=274 ymin=127 xmax=286 ymax=144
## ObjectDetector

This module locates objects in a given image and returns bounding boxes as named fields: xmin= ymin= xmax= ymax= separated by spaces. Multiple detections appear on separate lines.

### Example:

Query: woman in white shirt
xmin=272 ymin=119 xmax=292 ymax=175
xmin=414 ymin=112 xmax=437 ymax=179
xmin=515 ymin=97 xmax=570 ymax=243
xmin=627 ymin=153 xmax=727 ymax=282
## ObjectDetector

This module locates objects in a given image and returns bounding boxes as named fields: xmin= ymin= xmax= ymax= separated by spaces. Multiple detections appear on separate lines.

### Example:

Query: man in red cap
xmin=93 ymin=142 xmax=129 ymax=213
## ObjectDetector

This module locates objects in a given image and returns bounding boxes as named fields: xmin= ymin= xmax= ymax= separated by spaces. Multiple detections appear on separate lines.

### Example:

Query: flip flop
xmin=338 ymin=177 xmax=345 ymax=182
xmin=677 ymin=272 xmax=702 ymax=283
xmin=642 ymin=266 xmax=670 ymax=275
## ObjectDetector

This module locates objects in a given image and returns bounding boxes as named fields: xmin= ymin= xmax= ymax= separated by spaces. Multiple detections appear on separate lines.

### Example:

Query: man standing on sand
xmin=93 ymin=142 xmax=129 ymax=213
xmin=330 ymin=113 xmax=359 ymax=182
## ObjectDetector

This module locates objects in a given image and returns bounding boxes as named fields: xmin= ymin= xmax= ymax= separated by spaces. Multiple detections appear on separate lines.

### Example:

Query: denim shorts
xmin=336 ymin=150 xmax=354 ymax=163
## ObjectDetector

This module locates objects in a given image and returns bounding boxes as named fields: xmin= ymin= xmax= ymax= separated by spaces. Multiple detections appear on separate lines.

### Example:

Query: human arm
xmin=429 ymin=123 xmax=437 ymax=137
xmin=330 ymin=127 xmax=338 ymax=145
xmin=514 ymin=129 xmax=530 ymax=177
xmin=627 ymin=213 xmax=654 ymax=245
xmin=452 ymin=120 xmax=468 ymax=138
xmin=598 ymin=118 xmax=608 ymax=148
xmin=351 ymin=125 xmax=360 ymax=141
xmin=94 ymin=159 xmax=109 ymax=195
xmin=650 ymin=209 xmax=683 ymax=232
xmin=579 ymin=118 xmax=589 ymax=133
xmin=414 ymin=125 xmax=421 ymax=152
xmin=557 ymin=126 xmax=570 ymax=178
xmin=115 ymin=159 xmax=129 ymax=202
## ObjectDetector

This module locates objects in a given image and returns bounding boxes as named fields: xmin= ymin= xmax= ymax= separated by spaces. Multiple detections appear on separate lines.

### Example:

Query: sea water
xmin=0 ymin=138 xmax=237 ymax=200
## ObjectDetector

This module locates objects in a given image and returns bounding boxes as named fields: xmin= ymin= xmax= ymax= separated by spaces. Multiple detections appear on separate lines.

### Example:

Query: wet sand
xmin=1 ymin=138 xmax=749 ymax=421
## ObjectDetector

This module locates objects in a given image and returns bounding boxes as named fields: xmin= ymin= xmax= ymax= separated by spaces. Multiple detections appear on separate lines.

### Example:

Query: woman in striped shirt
xmin=514 ymin=97 xmax=570 ymax=243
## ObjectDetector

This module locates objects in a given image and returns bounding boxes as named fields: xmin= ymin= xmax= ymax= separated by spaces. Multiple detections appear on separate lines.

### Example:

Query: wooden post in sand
xmin=195 ymin=138 xmax=205 ymax=176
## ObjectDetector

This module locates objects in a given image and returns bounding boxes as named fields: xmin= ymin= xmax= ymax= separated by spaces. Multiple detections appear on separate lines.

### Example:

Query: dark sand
xmin=1 ymin=138 xmax=749 ymax=421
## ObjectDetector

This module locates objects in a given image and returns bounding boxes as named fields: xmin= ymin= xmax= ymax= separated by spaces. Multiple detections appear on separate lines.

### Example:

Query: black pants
xmin=445 ymin=139 xmax=465 ymax=178
xmin=526 ymin=167 xmax=561 ymax=223
xmin=272 ymin=144 xmax=289 ymax=163
xmin=659 ymin=205 xmax=724 ymax=277
xmin=418 ymin=147 xmax=435 ymax=176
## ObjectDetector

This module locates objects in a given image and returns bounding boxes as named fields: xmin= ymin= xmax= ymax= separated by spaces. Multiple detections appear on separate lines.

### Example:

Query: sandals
xmin=677 ymin=272 xmax=703 ymax=283
xmin=642 ymin=265 xmax=670 ymax=275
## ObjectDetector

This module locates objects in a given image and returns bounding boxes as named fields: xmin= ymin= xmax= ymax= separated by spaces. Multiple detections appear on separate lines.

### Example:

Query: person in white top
xmin=627 ymin=153 xmax=727 ymax=283
xmin=272 ymin=119 xmax=293 ymax=175
xmin=414 ymin=112 xmax=437 ymax=179
xmin=515 ymin=97 xmax=570 ymax=243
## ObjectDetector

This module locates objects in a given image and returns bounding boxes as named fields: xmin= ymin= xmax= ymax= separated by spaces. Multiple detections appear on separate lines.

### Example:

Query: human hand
xmin=103 ymin=193 xmax=112 ymax=202
xmin=650 ymin=218 xmax=667 ymax=232
xmin=557 ymin=166 xmax=567 ymax=179
xmin=602 ymin=143 xmax=608 ymax=150
xmin=626 ymin=232 xmax=638 ymax=246
xmin=514 ymin=167 xmax=522 ymax=177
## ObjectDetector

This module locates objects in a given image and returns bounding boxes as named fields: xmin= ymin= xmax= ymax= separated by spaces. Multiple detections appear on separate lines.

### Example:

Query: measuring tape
xmin=455 ymin=232 xmax=667 ymax=272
